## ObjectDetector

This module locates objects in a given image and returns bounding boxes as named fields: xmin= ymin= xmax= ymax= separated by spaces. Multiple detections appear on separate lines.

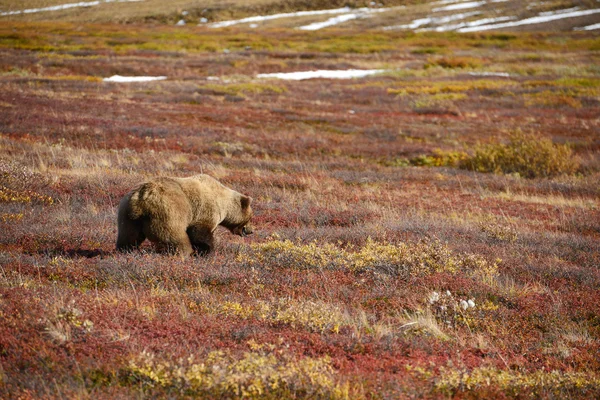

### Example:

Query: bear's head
xmin=229 ymin=195 xmax=253 ymax=237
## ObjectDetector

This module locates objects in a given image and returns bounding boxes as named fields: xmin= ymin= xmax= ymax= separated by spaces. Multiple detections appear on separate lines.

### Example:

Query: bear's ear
xmin=240 ymin=195 xmax=252 ymax=210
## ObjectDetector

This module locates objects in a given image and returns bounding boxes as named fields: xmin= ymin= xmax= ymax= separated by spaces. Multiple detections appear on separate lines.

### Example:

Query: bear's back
xmin=174 ymin=174 xmax=228 ymax=198
xmin=173 ymin=174 xmax=234 ymax=223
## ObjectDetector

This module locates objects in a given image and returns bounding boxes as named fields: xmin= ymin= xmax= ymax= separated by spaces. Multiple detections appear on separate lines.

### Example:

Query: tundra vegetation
xmin=0 ymin=8 xmax=599 ymax=399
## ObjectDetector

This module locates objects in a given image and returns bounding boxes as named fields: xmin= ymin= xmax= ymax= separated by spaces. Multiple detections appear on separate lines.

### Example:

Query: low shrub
xmin=425 ymin=56 xmax=483 ymax=69
xmin=198 ymin=83 xmax=286 ymax=97
xmin=128 ymin=348 xmax=353 ymax=399
xmin=434 ymin=367 xmax=600 ymax=397
xmin=238 ymin=238 xmax=498 ymax=281
xmin=460 ymin=131 xmax=580 ymax=178
xmin=216 ymin=298 xmax=348 ymax=333
xmin=401 ymin=150 xmax=469 ymax=167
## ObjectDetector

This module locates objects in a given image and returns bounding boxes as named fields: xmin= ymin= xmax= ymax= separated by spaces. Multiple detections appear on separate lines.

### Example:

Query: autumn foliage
xmin=0 ymin=21 xmax=599 ymax=399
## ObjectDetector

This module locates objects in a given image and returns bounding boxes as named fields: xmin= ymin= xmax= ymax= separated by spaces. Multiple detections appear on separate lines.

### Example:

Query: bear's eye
xmin=241 ymin=226 xmax=247 ymax=236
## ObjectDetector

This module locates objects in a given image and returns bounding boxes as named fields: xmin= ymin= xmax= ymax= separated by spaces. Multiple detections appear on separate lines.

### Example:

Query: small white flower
xmin=468 ymin=299 xmax=476 ymax=308
xmin=460 ymin=300 xmax=468 ymax=310
xmin=440 ymin=305 xmax=447 ymax=311
xmin=429 ymin=291 xmax=440 ymax=303
xmin=446 ymin=290 xmax=452 ymax=296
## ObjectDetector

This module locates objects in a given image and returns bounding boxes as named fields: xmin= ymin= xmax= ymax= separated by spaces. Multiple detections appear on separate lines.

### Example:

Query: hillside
xmin=1 ymin=0 xmax=599 ymax=31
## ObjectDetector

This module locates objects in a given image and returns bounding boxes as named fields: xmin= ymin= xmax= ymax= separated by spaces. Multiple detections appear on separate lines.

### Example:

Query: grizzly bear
xmin=117 ymin=174 xmax=253 ymax=256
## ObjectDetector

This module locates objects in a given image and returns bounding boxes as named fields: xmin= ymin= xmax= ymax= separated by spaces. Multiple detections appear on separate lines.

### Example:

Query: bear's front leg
xmin=154 ymin=237 xmax=194 ymax=256
xmin=186 ymin=225 xmax=215 ymax=256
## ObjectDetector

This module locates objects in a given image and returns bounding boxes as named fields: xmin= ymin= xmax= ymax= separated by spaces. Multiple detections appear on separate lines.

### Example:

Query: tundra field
xmin=1 ymin=3 xmax=600 ymax=398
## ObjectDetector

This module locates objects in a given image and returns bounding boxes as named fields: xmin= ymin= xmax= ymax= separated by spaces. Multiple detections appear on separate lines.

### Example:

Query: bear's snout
xmin=233 ymin=225 xmax=253 ymax=237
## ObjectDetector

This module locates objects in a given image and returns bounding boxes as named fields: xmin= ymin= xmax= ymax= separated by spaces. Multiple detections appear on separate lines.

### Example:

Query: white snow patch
xmin=433 ymin=1 xmax=486 ymax=12
xmin=385 ymin=11 xmax=479 ymax=30
xmin=175 ymin=19 xmax=186 ymax=26
xmin=297 ymin=7 xmax=395 ymax=31
xmin=385 ymin=17 xmax=434 ymax=30
xmin=257 ymin=69 xmax=384 ymax=80
xmin=539 ymin=7 xmax=580 ymax=16
xmin=298 ymin=13 xmax=360 ymax=30
xmin=103 ymin=75 xmax=167 ymax=83
xmin=462 ymin=15 xmax=516 ymax=27
xmin=208 ymin=7 xmax=354 ymax=28
xmin=458 ymin=8 xmax=600 ymax=32
xmin=574 ymin=22 xmax=600 ymax=30
xmin=468 ymin=71 xmax=511 ymax=77
xmin=421 ymin=15 xmax=515 ymax=31
xmin=209 ymin=6 xmax=398 ymax=29
xmin=0 ymin=0 xmax=143 ymax=16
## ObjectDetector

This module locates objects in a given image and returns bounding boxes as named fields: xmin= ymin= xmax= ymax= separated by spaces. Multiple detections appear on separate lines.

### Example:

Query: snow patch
xmin=385 ymin=17 xmax=434 ymax=30
xmin=385 ymin=11 xmax=479 ymax=30
xmin=103 ymin=75 xmax=167 ymax=83
xmin=461 ymin=15 xmax=516 ymax=27
xmin=420 ymin=15 xmax=515 ymax=31
xmin=297 ymin=8 xmax=393 ymax=30
xmin=539 ymin=7 xmax=580 ymax=16
xmin=209 ymin=6 xmax=397 ymax=29
xmin=0 ymin=0 xmax=143 ymax=16
xmin=299 ymin=13 xmax=360 ymax=30
xmin=433 ymin=1 xmax=486 ymax=12
xmin=257 ymin=69 xmax=384 ymax=80
xmin=208 ymin=7 xmax=354 ymax=28
xmin=458 ymin=8 xmax=600 ymax=32
xmin=574 ymin=22 xmax=600 ymax=30
xmin=468 ymin=71 xmax=511 ymax=77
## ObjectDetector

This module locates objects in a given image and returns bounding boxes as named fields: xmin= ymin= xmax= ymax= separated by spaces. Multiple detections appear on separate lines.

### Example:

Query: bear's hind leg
xmin=143 ymin=219 xmax=194 ymax=256
xmin=116 ymin=218 xmax=146 ymax=252
xmin=187 ymin=225 xmax=215 ymax=256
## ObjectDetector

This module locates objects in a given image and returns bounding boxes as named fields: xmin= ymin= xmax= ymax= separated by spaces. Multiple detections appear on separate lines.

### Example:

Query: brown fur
xmin=117 ymin=174 xmax=253 ymax=256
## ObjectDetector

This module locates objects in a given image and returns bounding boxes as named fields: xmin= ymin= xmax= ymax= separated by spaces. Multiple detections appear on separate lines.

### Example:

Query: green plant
xmin=461 ymin=131 xmax=579 ymax=178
